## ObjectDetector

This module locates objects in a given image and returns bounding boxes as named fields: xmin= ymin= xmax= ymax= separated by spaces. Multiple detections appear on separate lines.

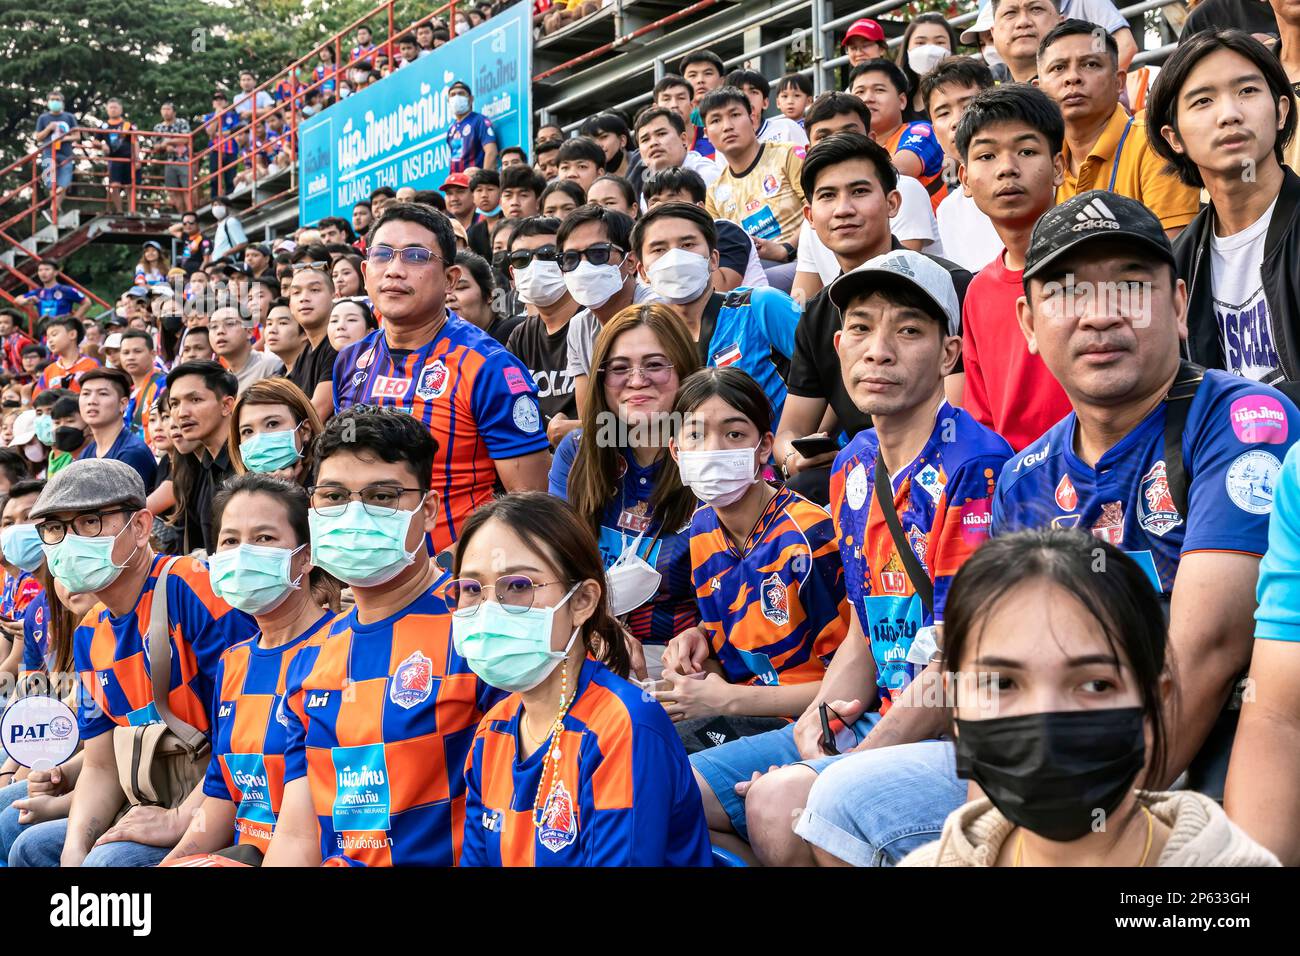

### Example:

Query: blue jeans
xmin=690 ymin=714 xmax=880 ymax=841
xmin=794 ymin=739 xmax=966 ymax=866
xmin=9 ymin=817 xmax=169 ymax=867
xmin=0 ymin=779 xmax=29 ymax=865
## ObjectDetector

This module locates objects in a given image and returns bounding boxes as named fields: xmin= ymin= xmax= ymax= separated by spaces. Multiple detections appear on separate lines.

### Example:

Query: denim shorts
xmin=690 ymin=713 xmax=879 ymax=841
xmin=794 ymin=739 xmax=966 ymax=866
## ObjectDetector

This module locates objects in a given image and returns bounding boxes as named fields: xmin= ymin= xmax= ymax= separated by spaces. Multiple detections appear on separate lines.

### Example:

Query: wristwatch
xmin=780 ymin=242 xmax=797 ymax=262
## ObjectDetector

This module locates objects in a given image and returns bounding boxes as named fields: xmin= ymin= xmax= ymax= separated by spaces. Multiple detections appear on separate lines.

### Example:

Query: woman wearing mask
xmin=549 ymin=305 xmax=700 ymax=674
xmin=896 ymin=13 xmax=959 ymax=120
xmin=161 ymin=475 xmax=335 ymax=866
xmin=455 ymin=492 xmax=711 ymax=866
xmin=449 ymin=251 xmax=521 ymax=346
xmin=227 ymin=378 xmax=323 ymax=486
xmin=330 ymin=254 xmax=364 ymax=298
xmin=9 ymin=411 xmax=48 ymax=478
xmin=326 ymin=297 xmax=377 ymax=352
xmin=134 ymin=241 xmax=171 ymax=287
xmin=659 ymin=368 xmax=849 ymax=751
xmin=901 ymin=530 xmax=1280 ymax=867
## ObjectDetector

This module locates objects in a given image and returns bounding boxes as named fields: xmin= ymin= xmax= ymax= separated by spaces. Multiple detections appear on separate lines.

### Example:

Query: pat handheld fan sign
xmin=0 ymin=695 xmax=79 ymax=770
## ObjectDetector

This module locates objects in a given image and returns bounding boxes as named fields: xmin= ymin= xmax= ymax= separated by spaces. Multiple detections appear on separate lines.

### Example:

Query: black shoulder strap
xmin=1163 ymin=360 xmax=1205 ymax=518
xmin=873 ymin=451 xmax=934 ymax=614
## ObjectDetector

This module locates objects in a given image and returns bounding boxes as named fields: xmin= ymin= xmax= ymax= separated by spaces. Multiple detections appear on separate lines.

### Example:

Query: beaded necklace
xmin=530 ymin=658 xmax=576 ymax=829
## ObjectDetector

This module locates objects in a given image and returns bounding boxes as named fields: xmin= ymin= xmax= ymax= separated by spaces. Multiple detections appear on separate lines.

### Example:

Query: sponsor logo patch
xmin=959 ymin=499 xmax=992 ymax=545
xmin=503 ymin=366 xmax=531 ymax=395
xmin=1091 ymin=501 xmax=1125 ymax=545
xmin=1055 ymin=474 xmax=1078 ymax=511
xmin=1230 ymin=395 xmax=1289 ymax=444
xmin=371 ymin=375 xmax=410 ymax=399
xmin=512 ymin=395 xmax=540 ymax=433
xmin=845 ymin=462 xmax=868 ymax=511
xmin=1225 ymin=450 xmax=1280 ymax=514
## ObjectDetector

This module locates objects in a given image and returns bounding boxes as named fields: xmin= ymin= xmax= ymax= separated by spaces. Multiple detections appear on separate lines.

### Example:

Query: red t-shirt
xmin=961 ymin=251 xmax=1072 ymax=452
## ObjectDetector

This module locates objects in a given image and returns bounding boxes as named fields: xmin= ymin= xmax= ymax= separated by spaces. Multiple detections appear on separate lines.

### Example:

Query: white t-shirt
xmin=1211 ymin=197 xmax=1280 ymax=381
xmin=1061 ymin=0 xmax=1128 ymax=34
xmin=234 ymin=90 xmax=274 ymax=118
xmin=936 ymin=188 xmax=1003 ymax=273
xmin=796 ymin=175 xmax=941 ymax=283
xmin=757 ymin=116 xmax=809 ymax=148
xmin=565 ymin=282 xmax=662 ymax=379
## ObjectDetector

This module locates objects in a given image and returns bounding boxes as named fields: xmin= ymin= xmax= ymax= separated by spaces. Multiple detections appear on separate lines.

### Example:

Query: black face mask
xmin=161 ymin=313 xmax=185 ymax=334
xmin=2 ymin=399 xmax=20 ymax=409
xmin=54 ymin=425 xmax=86 ymax=453
xmin=954 ymin=707 xmax=1146 ymax=842
xmin=606 ymin=147 xmax=625 ymax=173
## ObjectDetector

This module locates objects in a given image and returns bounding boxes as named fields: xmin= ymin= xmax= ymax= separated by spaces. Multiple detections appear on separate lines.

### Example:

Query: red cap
xmin=439 ymin=172 xmax=471 ymax=191
xmin=842 ymin=18 xmax=884 ymax=44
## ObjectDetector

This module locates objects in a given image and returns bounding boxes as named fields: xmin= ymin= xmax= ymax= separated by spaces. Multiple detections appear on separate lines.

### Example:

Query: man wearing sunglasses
xmin=333 ymin=202 xmax=550 ymax=554
xmin=558 ymin=205 xmax=662 ymax=413
xmin=9 ymin=458 xmax=257 ymax=868
xmin=503 ymin=216 xmax=582 ymax=449
xmin=266 ymin=407 xmax=505 ymax=867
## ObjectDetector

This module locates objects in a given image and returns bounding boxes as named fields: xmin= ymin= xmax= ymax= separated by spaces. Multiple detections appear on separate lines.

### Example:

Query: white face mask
xmin=513 ymin=260 xmax=568 ymax=307
xmin=450 ymin=93 xmax=470 ymax=116
xmin=564 ymin=259 xmax=625 ymax=310
xmin=605 ymin=531 xmax=662 ymax=617
xmin=212 ymin=204 xmax=228 ymax=220
xmin=983 ymin=44 xmax=1005 ymax=70
xmin=677 ymin=444 xmax=760 ymax=507
xmin=647 ymin=248 xmax=712 ymax=304
xmin=907 ymin=44 xmax=950 ymax=77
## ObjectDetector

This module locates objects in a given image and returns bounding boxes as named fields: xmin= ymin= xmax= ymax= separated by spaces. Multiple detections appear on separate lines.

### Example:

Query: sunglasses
xmin=557 ymin=243 xmax=625 ymax=274
xmin=507 ymin=244 xmax=559 ymax=270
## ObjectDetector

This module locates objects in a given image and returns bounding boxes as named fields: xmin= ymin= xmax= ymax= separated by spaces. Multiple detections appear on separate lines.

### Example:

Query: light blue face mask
xmin=239 ymin=425 xmax=302 ymax=474
xmin=450 ymin=93 xmax=470 ymax=116
xmin=452 ymin=584 xmax=580 ymax=693
xmin=43 ymin=522 xmax=138 ymax=594
xmin=1 ymin=523 xmax=45 ymax=573
xmin=34 ymin=415 xmax=54 ymax=447
xmin=308 ymin=499 xmax=424 ymax=587
xmin=208 ymin=543 xmax=305 ymax=615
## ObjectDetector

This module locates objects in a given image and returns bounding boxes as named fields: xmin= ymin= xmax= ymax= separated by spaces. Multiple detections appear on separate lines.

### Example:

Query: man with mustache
xmin=955 ymin=84 xmax=1073 ymax=451
xmin=993 ymin=189 xmax=1299 ymax=809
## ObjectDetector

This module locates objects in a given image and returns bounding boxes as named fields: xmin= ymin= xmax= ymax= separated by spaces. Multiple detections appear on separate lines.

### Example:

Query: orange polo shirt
xmin=1056 ymin=104 xmax=1199 ymax=232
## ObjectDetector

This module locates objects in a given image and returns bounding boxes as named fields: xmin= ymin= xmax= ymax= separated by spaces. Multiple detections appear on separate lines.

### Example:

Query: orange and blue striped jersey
xmin=281 ymin=571 xmax=505 ymax=866
xmin=73 ymin=554 xmax=260 ymax=739
xmin=331 ymin=317 xmax=550 ymax=553
xmin=202 ymin=611 xmax=335 ymax=854
xmin=36 ymin=354 xmax=100 ymax=394
xmin=830 ymin=403 xmax=1012 ymax=711
xmin=462 ymin=656 xmax=712 ymax=867
xmin=1 ymin=568 xmax=41 ymax=619
xmin=126 ymin=371 xmax=166 ymax=445
xmin=689 ymin=487 xmax=849 ymax=686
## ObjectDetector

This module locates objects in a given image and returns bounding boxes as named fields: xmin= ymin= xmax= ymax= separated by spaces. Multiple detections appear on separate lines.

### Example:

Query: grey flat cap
xmin=30 ymin=458 xmax=147 ymax=520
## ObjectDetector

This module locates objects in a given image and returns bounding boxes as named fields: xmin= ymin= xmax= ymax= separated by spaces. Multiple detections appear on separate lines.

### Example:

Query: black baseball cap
xmin=1023 ymin=190 xmax=1176 ymax=282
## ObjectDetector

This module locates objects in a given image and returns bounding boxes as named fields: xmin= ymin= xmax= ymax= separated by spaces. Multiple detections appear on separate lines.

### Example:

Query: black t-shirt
xmin=787 ymin=238 xmax=972 ymax=441
xmin=506 ymin=315 xmax=576 ymax=422
xmin=286 ymin=334 xmax=337 ymax=400
xmin=468 ymin=217 xmax=494 ymax=259
xmin=190 ymin=445 xmax=233 ymax=554
xmin=1184 ymin=0 xmax=1277 ymax=37
xmin=715 ymin=219 xmax=754 ymax=278
xmin=486 ymin=311 xmax=524 ymax=346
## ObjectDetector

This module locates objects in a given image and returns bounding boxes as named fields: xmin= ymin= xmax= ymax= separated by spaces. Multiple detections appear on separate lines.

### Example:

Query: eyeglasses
xmin=444 ymin=575 xmax=566 ymax=616
xmin=291 ymin=260 xmax=330 ymax=273
xmin=557 ymin=243 xmax=625 ymax=273
xmin=307 ymin=483 xmax=426 ymax=516
xmin=366 ymin=245 xmax=445 ymax=267
xmin=506 ymin=244 xmax=559 ymax=269
xmin=599 ymin=359 xmax=675 ymax=387
xmin=36 ymin=508 xmax=137 ymax=545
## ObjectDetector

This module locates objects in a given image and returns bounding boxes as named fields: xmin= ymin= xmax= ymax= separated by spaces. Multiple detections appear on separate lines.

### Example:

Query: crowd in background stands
xmin=6 ymin=0 xmax=1300 ymax=870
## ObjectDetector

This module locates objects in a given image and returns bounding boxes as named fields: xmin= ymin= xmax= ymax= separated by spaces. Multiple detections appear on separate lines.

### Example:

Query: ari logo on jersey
xmin=389 ymin=650 xmax=434 ymax=709
xmin=759 ymin=573 xmax=789 ymax=626
xmin=538 ymin=779 xmax=578 ymax=852
xmin=1138 ymin=460 xmax=1182 ymax=537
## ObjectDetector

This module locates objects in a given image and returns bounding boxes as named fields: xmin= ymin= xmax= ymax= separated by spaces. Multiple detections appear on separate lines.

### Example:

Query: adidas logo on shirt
xmin=705 ymin=731 xmax=728 ymax=746
xmin=1071 ymin=196 xmax=1121 ymax=233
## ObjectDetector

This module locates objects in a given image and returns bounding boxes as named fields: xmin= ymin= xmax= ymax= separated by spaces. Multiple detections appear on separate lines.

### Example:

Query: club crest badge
xmin=415 ymin=360 xmax=449 ymax=400
xmin=389 ymin=650 xmax=434 ymax=710
xmin=1138 ymin=460 xmax=1182 ymax=537
xmin=538 ymin=779 xmax=578 ymax=852
xmin=760 ymin=573 xmax=789 ymax=626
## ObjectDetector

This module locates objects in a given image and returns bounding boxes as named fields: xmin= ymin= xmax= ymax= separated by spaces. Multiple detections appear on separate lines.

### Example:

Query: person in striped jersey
xmin=659 ymin=367 xmax=849 ymax=754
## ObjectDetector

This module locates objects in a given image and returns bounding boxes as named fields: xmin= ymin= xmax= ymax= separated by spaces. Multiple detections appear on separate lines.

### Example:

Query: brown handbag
xmin=112 ymin=556 xmax=211 ymax=809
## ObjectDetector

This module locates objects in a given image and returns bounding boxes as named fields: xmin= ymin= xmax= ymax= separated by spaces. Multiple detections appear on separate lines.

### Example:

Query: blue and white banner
xmin=298 ymin=1 xmax=531 ymax=225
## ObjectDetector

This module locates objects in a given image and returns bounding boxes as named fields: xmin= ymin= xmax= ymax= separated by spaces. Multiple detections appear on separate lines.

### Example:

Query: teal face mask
xmin=308 ymin=499 xmax=424 ymax=587
xmin=208 ymin=543 xmax=305 ymax=615
xmin=34 ymin=415 xmax=54 ymax=447
xmin=452 ymin=585 xmax=580 ymax=693
xmin=1 ymin=523 xmax=45 ymax=573
xmin=43 ymin=523 xmax=138 ymax=594
xmin=240 ymin=426 xmax=302 ymax=474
